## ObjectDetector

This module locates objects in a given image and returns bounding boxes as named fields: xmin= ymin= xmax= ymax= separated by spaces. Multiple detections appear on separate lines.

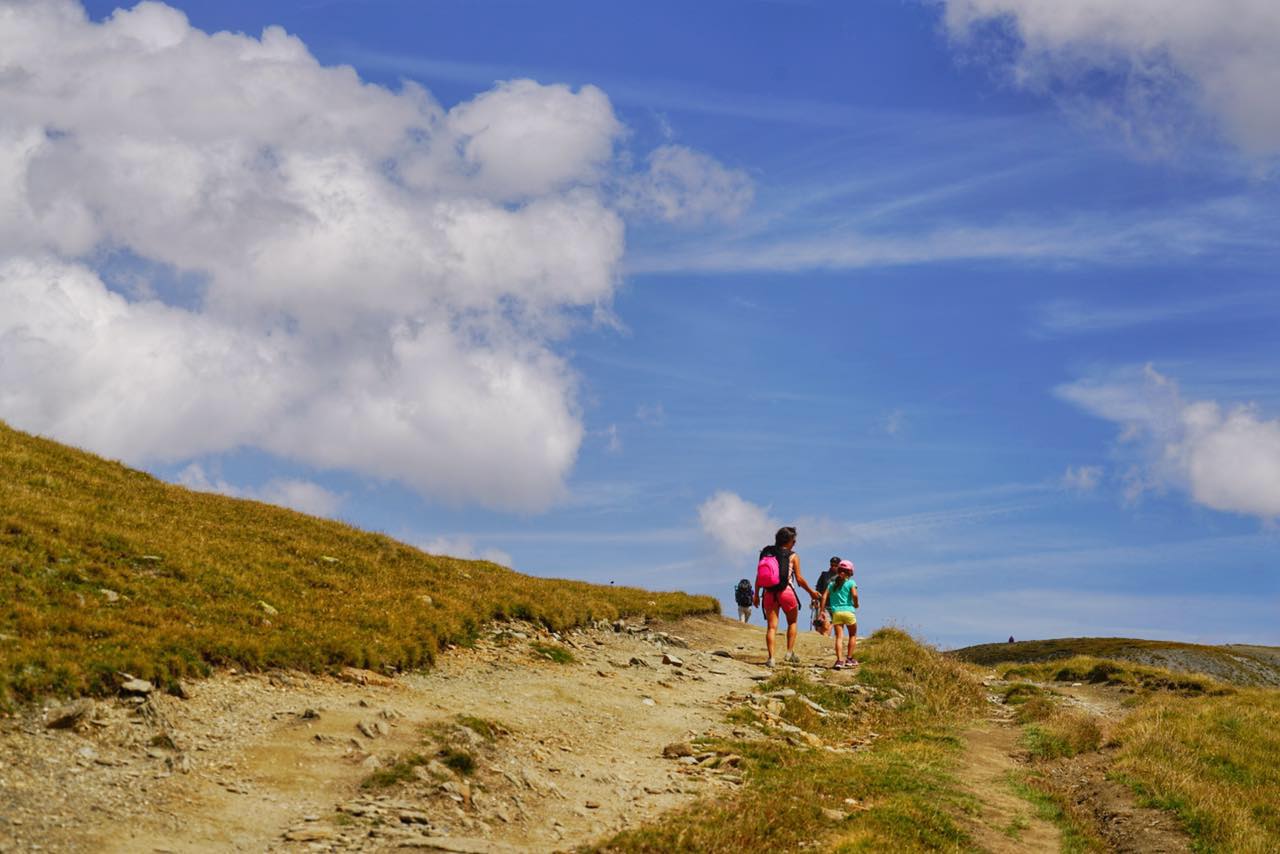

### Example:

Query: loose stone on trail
xmin=45 ymin=699 xmax=94 ymax=729
xmin=119 ymin=678 xmax=153 ymax=696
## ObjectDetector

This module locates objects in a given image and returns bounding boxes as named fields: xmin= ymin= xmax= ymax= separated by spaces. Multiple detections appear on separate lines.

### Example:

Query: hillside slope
xmin=950 ymin=636 xmax=1280 ymax=686
xmin=0 ymin=421 xmax=715 ymax=706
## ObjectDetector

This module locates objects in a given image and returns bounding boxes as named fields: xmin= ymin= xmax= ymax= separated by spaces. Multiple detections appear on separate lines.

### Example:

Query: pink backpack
xmin=755 ymin=553 xmax=781 ymax=589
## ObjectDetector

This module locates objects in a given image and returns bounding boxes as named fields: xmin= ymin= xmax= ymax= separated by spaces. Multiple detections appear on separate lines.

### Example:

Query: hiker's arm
xmin=792 ymin=555 xmax=817 ymax=598
xmin=852 ymin=587 xmax=859 ymax=609
xmin=753 ymin=582 xmax=761 ymax=607
xmin=820 ymin=588 xmax=831 ymax=611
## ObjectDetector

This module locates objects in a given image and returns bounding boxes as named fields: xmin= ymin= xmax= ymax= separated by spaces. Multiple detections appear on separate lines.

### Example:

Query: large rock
xmin=120 ymin=678 xmax=153 ymax=696
xmin=45 ymin=699 xmax=94 ymax=729
xmin=662 ymin=741 xmax=693 ymax=758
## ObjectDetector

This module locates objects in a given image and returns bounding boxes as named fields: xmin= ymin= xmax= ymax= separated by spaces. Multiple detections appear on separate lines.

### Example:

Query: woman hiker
xmin=753 ymin=526 xmax=819 ymax=668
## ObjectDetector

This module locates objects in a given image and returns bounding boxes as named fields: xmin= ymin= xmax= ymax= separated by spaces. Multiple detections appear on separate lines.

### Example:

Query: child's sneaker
xmin=846 ymin=658 xmax=859 ymax=667
xmin=832 ymin=659 xmax=844 ymax=670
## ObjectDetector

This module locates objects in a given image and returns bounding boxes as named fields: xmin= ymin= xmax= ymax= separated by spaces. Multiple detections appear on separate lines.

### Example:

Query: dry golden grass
xmin=1113 ymin=689 xmax=1280 ymax=853
xmin=997 ymin=655 xmax=1231 ymax=696
xmin=0 ymin=421 xmax=715 ymax=707
xmin=1014 ymin=697 xmax=1103 ymax=760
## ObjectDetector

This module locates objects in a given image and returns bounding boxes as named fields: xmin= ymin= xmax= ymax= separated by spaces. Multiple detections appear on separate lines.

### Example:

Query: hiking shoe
xmin=785 ymin=651 xmax=801 ymax=665
xmin=846 ymin=658 xmax=859 ymax=667
xmin=764 ymin=658 xmax=775 ymax=669
xmin=832 ymin=659 xmax=844 ymax=670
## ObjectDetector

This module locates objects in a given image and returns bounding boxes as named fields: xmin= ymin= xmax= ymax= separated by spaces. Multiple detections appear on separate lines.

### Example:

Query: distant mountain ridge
xmin=950 ymin=637 xmax=1280 ymax=687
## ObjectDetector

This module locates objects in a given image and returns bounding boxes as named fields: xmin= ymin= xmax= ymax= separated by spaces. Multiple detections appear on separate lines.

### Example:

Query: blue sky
xmin=8 ymin=0 xmax=1279 ymax=647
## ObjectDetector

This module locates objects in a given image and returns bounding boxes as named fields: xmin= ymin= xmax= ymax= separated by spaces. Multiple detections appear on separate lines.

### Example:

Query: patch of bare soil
xmin=956 ymin=709 xmax=1061 ymax=853
xmin=1036 ymin=749 xmax=1191 ymax=854
xmin=0 ymin=615 xmax=831 ymax=853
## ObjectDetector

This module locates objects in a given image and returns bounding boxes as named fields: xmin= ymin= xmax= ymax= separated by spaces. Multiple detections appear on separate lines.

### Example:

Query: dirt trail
xmin=955 ymin=709 xmax=1061 ymax=853
xmin=1 ymin=615 xmax=833 ymax=853
xmin=970 ymin=678 xmax=1192 ymax=854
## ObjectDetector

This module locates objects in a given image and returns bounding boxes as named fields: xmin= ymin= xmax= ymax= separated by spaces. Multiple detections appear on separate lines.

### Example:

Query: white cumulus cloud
xmin=1057 ymin=365 xmax=1280 ymax=519
xmin=415 ymin=535 xmax=513 ymax=567
xmin=941 ymin=0 xmax=1280 ymax=155
xmin=0 ymin=0 xmax=746 ymax=512
xmin=176 ymin=463 xmax=344 ymax=518
xmin=620 ymin=145 xmax=754 ymax=224
xmin=698 ymin=491 xmax=779 ymax=558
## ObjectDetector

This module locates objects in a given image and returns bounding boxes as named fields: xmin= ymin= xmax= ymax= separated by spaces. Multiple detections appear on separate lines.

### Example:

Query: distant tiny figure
xmin=734 ymin=578 xmax=754 ymax=623
xmin=820 ymin=559 xmax=859 ymax=669
xmin=1008 ymin=635 xmax=1015 ymax=644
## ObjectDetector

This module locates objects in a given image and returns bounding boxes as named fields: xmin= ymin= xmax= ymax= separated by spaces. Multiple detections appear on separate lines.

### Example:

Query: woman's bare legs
xmin=764 ymin=606 xmax=779 ymax=662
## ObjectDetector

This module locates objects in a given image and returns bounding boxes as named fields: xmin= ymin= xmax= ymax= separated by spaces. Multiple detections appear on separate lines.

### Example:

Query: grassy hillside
xmin=951 ymin=636 xmax=1280 ymax=686
xmin=965 ymin=642 xmax=1280 ymax=851
xmin=0 ymin=422 xmax=716 ymax=707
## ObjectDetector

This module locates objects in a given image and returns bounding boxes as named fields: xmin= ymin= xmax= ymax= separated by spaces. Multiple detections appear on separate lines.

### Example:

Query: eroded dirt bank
xmin=2 ymin=615 xmax=826 ymax=853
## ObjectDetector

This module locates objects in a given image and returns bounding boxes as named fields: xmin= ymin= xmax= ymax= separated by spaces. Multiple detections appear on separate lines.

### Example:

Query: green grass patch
xmin=361 ymin=753 xmax=429 ymax=788
xmin=998 ymin=656 xmax=1231 ymax=696
xmin=439 ymin=747 xmax=476 ymax=776
xmin=999 ymin=682 xmax=1045 ymax=705
xmin=1007 ymin=772 xmax=1106 ymax=853
xmin=453 ymin=714 xmax=507 ymax=742
xmin=0 ymin=420 xmax=715 ymax=707
xmin=530 ymin=642 xmax=575 ymax=664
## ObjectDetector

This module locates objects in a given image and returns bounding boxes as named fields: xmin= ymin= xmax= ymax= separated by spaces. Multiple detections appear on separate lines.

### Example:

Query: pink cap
xmin=838 ymin=559 xmax=854 ymax=573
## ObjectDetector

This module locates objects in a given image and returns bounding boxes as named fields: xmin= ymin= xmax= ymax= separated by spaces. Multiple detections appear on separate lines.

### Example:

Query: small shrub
xmin=361 ymin=753 xmax=428 ymax=788
xmin=454 ymin=715 xmax=507 ymax=742
xmin=530 ymin=642 xmax=574 ymax=664
xmin=439 ymin=748 xmax=476 ymax=775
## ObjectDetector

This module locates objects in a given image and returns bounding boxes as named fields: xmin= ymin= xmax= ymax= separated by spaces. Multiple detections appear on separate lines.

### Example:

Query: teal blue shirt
xmin=826 ymin=577 xmax=857 ymax=613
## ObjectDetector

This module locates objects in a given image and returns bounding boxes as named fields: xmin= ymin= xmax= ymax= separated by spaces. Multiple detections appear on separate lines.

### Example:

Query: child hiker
xmin=819 ymin=559 xmax=859 ymax=669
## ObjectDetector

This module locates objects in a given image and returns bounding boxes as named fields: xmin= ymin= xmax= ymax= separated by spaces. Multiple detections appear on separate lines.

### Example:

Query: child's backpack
xmin=734 ymin=579 xmax=753 ymax=607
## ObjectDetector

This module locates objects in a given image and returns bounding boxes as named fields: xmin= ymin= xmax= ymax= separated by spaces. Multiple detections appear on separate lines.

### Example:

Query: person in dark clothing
xmin=810 ymin=556 xmax=839 ymax=636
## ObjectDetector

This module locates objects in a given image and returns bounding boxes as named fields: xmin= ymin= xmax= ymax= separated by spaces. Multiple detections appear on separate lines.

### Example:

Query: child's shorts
xmin=830 ymin=610 xmax=857 ymax=627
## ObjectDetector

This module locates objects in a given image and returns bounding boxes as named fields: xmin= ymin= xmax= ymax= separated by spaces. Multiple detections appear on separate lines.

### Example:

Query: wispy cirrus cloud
xmin=627 ymin=198 xmax=1280 ymax=274
xmin=1031 ymin=292 xmax=1276 ymax=337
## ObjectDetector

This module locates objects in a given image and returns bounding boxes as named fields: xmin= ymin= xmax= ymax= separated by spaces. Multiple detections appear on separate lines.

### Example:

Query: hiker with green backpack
xmin=753 ymin=526 xmax=819 ymax=668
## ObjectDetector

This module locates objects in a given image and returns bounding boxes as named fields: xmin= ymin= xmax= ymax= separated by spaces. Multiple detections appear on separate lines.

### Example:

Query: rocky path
xmin=1 ymin=616 xmax=822 ymax=853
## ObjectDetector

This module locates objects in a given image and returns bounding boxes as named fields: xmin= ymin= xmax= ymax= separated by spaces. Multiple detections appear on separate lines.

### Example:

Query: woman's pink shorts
xmin=762 ymin=587 xmax=799 ymax=621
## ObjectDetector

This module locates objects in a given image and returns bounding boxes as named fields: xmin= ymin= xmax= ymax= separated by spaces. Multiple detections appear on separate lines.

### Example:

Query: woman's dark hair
xmin=774 ymin=526 xmax=797 ymax=547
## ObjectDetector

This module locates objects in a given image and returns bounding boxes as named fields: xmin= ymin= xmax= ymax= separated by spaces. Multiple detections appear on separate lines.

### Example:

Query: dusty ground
xmin=956 ymin=715 xmax=1061 ymax=853
xmin=2 ymin=616 xmax=1201 ymax=854
xmin=0 ymin=615 xmax=837 ymax=853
